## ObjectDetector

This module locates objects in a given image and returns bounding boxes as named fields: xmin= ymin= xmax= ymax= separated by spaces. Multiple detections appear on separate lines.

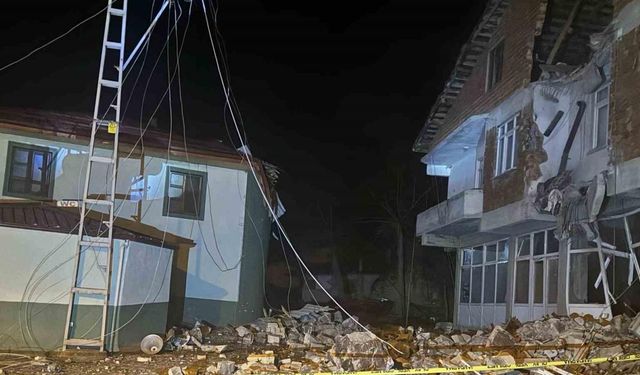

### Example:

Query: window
xmin=3 ymin=142 xmax=55 ymax=199
xmin=495 ymin=116 xmax=517 ymax=175
xmin=163 ymin=167 xmax=207 ymax=220
xmin=460 ymin=240 xmax=508 ymax=305
xmin=514 ymin=230 xmax=559 ymax=305
xmin=486 ymin=40 xmax=504 ymax=91
xmin=592 ymin=85 xmax=609 ymax=150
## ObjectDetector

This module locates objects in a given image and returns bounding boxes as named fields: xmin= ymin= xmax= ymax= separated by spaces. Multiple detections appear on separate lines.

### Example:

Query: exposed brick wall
xmin=482 ymin=105 xmax=541 ymax=212
xmin=430 ymin=0 xmax=545 ymax=148
xmin=610 ymin=1 xmax=640 ymax=163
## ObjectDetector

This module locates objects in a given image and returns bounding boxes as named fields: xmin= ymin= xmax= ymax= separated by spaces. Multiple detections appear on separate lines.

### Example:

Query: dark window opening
xmin=3 ymin=142 xmax=54 ymax=199
xmin=163 ymin=167 xmax=207 ymax=220
xmin=486 ymin=40 xmax=504 ymax=91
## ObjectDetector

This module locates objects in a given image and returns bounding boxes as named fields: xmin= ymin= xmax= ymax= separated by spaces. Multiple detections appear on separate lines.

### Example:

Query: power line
xmin=198 ymin=0 xmax=403 ymax=354
xmin=0 ymin=4 xmax=109 ymax=73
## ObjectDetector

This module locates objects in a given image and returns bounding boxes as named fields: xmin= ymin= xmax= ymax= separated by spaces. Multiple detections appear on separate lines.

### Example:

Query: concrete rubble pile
xmin=163 ymin=304 xmax=640 ymax=374
xmin=164 ymin=304 xmax=393 ymax=373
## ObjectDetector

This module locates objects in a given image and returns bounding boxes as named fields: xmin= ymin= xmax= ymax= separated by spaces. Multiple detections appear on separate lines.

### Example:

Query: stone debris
xmin=159 ymin=305 xmax=640 ymax=373
xmin=167 ymin=366 xmax=184 ymax=375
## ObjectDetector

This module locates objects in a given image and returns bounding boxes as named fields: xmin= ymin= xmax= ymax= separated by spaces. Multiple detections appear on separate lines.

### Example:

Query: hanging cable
xmin=0 ymin=4 xmax=109 ymax=73
xmin=198 ymin=0 xmax=402 ymax=353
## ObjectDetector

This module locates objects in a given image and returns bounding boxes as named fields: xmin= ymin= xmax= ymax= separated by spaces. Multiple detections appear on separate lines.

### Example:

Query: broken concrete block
xmin=450 ymin=334 xmax=468 ymax=345
xmin=333 ymin=311 xmax=343 ymax=322
xmin=236 ymin=325 xmax=251 ymax=337
xmin=267 ymin=334 xmax=280 ymax=345
xmin=594 ymin=345 xmax=624 ymax=358
xmin=304 ymin=351 xmax=326 ymax=364
xmin=255 ymin=332 xmax=267 ymax=344
xmin=629 ymin=313 xmax=640 ymax=338
xmin=242 ymin=333 xmax=254 ymax=346
xmin=136 ymin=357 xmax=152 ymax=363
xmin=247 ymin=351 xmax=276 ymax=365
xmin=486 ymin=326 xmax=515 ymax=347
xmin=217 ymin=360 xmax=236 ymax=375
xmin=433 ymin=335 xmax=454 ymax=346
xmin=241 ymin=362 xmax=279 ymax=373
xmin=287 ymin=341 xmax=306 ymax=350
xmin=341 ymin=316 xmax=359 ymax=331
xmin=167 ymin=366 xmax=184 ymax=375
xmin=303 ymin=333 xmax=320 ymax=346
xmin=200 ymin=344 xmax=227 ymax=353
xmin=329 ymin=332 xmax=394 ymax=371
xmin=487 ymin=354 xmax=516 ymax=367
xmin=315 ymin=334 xmax=335 ymax=346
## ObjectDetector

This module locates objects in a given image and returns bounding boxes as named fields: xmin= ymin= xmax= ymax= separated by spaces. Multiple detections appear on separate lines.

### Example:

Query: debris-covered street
xmin=2 ymin=0 xmax=640 ymax=374
xmin=3 ymin=304 xmax=640 ymax=374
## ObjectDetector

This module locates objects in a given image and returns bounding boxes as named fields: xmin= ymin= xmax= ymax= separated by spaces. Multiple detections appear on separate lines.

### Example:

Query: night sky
xmin=0 ymin=0 xmax=486 ymax=245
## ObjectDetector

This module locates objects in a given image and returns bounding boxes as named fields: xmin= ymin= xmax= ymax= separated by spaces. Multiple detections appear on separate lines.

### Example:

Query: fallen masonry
xmin=4 ymin=305 xmax=640 ymax=374
xmin=157 ymin=304 xmax=640 ymax=374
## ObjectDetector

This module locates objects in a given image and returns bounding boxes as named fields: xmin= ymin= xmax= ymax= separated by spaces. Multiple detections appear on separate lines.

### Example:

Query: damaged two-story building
xmin=414 ymin=0 xmax=640 ymax=328
xmin=0 ymin=109 xmax=278 ymax=351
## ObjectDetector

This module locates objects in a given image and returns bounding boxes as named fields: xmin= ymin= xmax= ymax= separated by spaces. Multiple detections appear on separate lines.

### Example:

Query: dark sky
xmin=0 ymin=0 xmax=485 ymax=221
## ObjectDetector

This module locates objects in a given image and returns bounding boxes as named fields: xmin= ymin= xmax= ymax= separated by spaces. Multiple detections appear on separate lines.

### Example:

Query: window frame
xmin=495 ymin=115 xmax=518 ymax=176
xmin=162 ymin=166 xmax=208 ymax=220
xmin=486 ymin=40 xmax=505 ymax=92
xmin=3 ymin=141 xmax=56 ymax=200
xmin=460 ymin=239 xmax=509 ymax=306
xmin=591 ymin=84 xmax=610 ymax=151
xmin=514 ymin=229 xmax=559 ymax=306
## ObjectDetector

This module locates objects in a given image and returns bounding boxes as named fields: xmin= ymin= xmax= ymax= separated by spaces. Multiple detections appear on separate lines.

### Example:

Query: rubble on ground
xmin=158 ymin=305 xmax=640 ymax=374
xmin=7 ymin=306 xmax=638 ymax=374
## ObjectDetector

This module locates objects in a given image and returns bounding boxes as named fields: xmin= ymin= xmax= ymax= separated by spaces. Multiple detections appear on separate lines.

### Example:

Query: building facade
xmin=414 ymin=0 xmax=640 ymax=328
xmin=0 ymin=109 xmax=275 ymax=350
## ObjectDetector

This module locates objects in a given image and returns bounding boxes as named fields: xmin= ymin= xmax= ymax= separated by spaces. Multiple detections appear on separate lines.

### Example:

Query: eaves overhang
xmin=413 ymin=0 xmax=510 ymax=153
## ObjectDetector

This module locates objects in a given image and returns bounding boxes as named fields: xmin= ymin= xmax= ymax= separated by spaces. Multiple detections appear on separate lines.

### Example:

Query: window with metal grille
xmin=495 ymin=115 xmax=517 ymax=176
xmin=486 ymin=40 xmax=504 ymax=91
xmin=163 ymin=167 xmax=207 ymax=220
xmin=3 ymin=142 xmax=55 ymax=199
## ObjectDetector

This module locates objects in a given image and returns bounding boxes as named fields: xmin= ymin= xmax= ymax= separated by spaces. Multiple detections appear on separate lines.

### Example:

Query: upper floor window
xmin=495 ymin=115 xmax=517 ymax=176
xmin=163 ymin=167 xmax=207 ymax=220
xmin=592 ymin=85 xmax=609 ymax=150
xmin=3 ymin=142 xmax=55 ymax=199
xmin=486 ymin=40 xmax=504 ymax=91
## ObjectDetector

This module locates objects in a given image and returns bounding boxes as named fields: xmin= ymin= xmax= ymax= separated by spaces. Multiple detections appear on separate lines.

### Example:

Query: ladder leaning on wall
xmin=62 ymin=0 xmax=128 ymax=352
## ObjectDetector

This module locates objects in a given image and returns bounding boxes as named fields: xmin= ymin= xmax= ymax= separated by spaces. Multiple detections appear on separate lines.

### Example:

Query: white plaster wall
xmin=0 ymin=132 xmax=249 ymax=303
xmin=0 ymin=226 xmax=129 ymax=306
xmin=113 ymin=241 xmax=172 ymax=306
xmin=447 ymin=152 xmax=477 ymax=198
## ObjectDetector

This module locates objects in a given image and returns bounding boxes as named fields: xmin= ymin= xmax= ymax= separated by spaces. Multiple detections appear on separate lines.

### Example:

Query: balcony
xmin=416 ymin=189 xmax=483 ymax=246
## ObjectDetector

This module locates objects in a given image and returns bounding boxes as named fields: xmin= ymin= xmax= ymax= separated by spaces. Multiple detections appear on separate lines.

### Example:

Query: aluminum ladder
xmin=62 ymin=0 xmax=128 ymax=352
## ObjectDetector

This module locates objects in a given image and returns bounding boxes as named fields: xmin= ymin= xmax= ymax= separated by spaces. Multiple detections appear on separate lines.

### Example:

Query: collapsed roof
xmin=414 ymin=0 xmax=614 ymax=154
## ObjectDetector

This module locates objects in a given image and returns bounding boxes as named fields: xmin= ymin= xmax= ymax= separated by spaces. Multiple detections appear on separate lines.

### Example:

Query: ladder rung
xmin=71 ymin=287 xmax=108 ymax=295
xmin=90 ymin=156 xmax=115 ymax=164
xmin=100 ymin=79 xmax=120 ymax=89
xmin=109 ymin=8 xmax=125 ymax=17
xmin=84 ymin=199 xmax=114 ymax=207
xmin=64 ymin=338 xmax=103 ymax=347
xmin=79 ymin=240 xmax=111 ymax=248
xmin=105 ymin=41 xmax=122 ymax=50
